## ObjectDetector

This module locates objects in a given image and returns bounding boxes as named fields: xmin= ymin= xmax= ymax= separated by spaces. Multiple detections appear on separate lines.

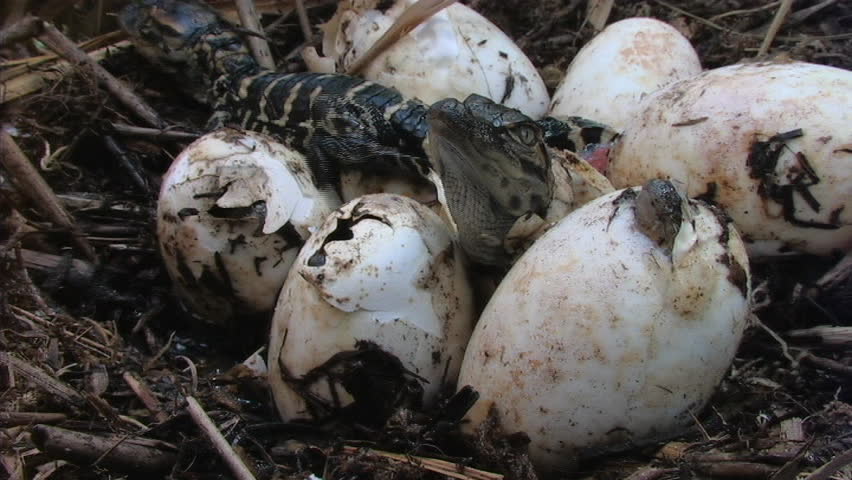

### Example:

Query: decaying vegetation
xmin=1 ymin=1 xmax=851 ymax=479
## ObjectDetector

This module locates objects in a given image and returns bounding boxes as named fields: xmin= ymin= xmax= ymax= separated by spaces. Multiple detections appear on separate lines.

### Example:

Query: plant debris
xmin=1 ymin=1 xmax=851 ymax=479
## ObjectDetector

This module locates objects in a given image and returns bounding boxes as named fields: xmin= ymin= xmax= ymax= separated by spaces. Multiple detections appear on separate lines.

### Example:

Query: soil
xmin=1 ymin=1 xmax=851 ymax=479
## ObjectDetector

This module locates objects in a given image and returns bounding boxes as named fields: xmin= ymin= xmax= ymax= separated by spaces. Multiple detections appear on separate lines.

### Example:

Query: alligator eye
xmin=512 ymin=124 xmax=539 ymax=146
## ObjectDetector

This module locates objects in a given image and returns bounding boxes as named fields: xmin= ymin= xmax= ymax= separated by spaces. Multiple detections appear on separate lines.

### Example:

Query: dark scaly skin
xmin=426 ymin=96 xmax=551 ymax=266
xmin=119 ymin=0 xmax=616 ymax=266
xmin=635 ymin=179 xmax=684 ymax=251
xmin=119 ymin=0 xmax=430 ymax=190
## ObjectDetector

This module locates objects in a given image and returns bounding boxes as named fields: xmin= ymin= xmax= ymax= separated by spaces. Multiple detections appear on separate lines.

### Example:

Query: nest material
xmin=1 ymin=1 xmax=851 ymax=479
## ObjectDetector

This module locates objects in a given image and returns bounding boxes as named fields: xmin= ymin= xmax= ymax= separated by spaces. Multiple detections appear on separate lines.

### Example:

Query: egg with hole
xmin=607 ymin=61 xmax=852 ymax=256
xmin=549 ymin=17 xmax=701 ymax=132
xmin=268 ymin=193 xmax=474 ymax=424
xmin=157 ymin=129 xmax=338 ymax=325
xmin=458 ymin=180 xmax=751 ymax=473
xmin=305 ymin=0 xmax=549 ymax=118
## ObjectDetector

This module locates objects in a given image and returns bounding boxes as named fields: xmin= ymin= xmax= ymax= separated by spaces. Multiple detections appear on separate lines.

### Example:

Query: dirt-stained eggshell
xmin=608 ymin=61 xmax=852 ymax=256
xmin=458 ymin=186 xmax=751 ymax=473
xmin=308 ymin=0 xmax=549 ymax=118
xmin=157 ymin=129 xmax=337 ymax=325
xmin=268 ymin=194 xmax=474 ymax=423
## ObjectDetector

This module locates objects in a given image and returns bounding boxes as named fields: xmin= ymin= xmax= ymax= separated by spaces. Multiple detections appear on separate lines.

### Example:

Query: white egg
xmin=268 ymin=193 xmax=474 ymax=423
xmin=608 ymin=61 xmax=852 ymax=256
xmin=458 ymin=182 xmax=751 ymax=473
xmin=308 ymin=0 xmax=549 ymax=118
xmin=549 ymin=18 xmax=701 ymax=131
xmin=157 ymin=129 xmax=337 ymax=325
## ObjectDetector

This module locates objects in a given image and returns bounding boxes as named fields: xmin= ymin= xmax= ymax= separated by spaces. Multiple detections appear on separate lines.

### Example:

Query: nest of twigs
xmin=1 ymin=1 xmax=851 ymax=479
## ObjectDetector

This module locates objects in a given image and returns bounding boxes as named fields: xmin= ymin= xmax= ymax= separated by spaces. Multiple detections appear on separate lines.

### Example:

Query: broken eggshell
xmin=307 ymin=0 xmax=549 ymax=118
xmin=549 ymin=17 xmax=701 ymax=131
xmin=268 ymin=193 xmax=474 ymax=424
xmin=157 ymin=129 xmax=338 ymax=325
xmin=503 ymin=149 xmax=614 ymax=259
xmin=458 ymin=183 xmax=751 ymax=473
xmin=607 ymin=61 xmax=852 ymax=256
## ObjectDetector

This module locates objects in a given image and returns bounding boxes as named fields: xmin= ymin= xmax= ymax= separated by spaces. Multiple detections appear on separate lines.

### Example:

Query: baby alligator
xmin=119 ymin=0 xmax=616 ymax=266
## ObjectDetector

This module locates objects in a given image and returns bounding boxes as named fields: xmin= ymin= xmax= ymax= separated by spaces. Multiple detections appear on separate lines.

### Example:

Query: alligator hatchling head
xmin=119 ymin=0 xmax=235 ymax=102
xmin=635 ymin=178 xmax=684 ymax=252
xmin=426 ymin=94 xmax=553 ymax=218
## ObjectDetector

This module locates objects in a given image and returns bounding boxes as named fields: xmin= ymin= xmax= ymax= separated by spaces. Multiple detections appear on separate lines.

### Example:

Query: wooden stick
xmin=30 ymin=425 xmax=177 ymax=474
xmin=233 ymin=0 xmax=275 ymax=69
xmin=13 ymin=245 xmax=54 ymax=313
xmin=802 ymin=353 xmax=852 ymax=376
xmin=814 ymin=249 xmax=852 ymax=291
xmin=787 ymin=326 xmax=852 ymax=345
xmin=345 ymin=0 xmax=457 ymax=76
xmin=103 ymin=135 xmax=150 ymax=193
xmin=123 ymin=372 xmax=169 ymax=424
xmin=341 ymin=446 xmax=503 ymax=480
xmin=294 ymin=0 xmax=313 ymax=43
xmin=0 ymin=412 xmax=67 ymax=427
xmin=584 ymin=0 xmax=614 ymax=32
xmin=110 ymin=123 xmax=198 ymax=141
xmin=9 ymin=305 xmax=112 ymax=358
xmin=1 ymin=31 xmax=125 ymax=82
xmin=757 ymin=0 xmax=794 ymax=57
xmin=692 ymin=461 xmax=778 ymax=478
xmin=0 ymin=40 xmax=131 ymax=103
xmin=0 ymin=131 xmax=97 ymax=261
xmin=2 ymin=247 xmax=95 ymax=279
xmin=186 ymin=396 xmax=257 ymax=480
xmin=37 ymin=21 xmax=165 ymax=128
xmin=0 ymin=352 xmax=86 ymax=407
xmin=710 ymin=2 xmax=781 ymax=22
xmin=804 ymin=445 xmax=852 ymax=480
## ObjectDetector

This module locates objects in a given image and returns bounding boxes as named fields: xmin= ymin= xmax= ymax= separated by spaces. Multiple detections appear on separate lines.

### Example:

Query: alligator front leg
xmin=308 ymin=94 xmax=432 ymax=190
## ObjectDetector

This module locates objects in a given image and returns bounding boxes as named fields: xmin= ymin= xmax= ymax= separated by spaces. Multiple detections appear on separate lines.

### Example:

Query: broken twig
xmin=804 ymin=445 xmax=852 ymax=480
xmin=30 ymin=424 xmax=177 ymax=474
xmin=234 ymin=0 xmax=275 ymax=69
xmin=341 ymin=446 xmax=503 ymax=480
xmin=38 ymin=21 xmax=165 ymax=128
xmin=757 ymin=0 xmax=794 ymax=57
xmin=123 ymin=372 xmax=168 ymax=423
xmin=0 ymin=412 xmax=67 ymax=427
xmin=0 ymin=132 xmax=97 ymax=261
xmin=0 ymin=352 xmax=86 ymax=407
xmin=345 ymin=0 xmax=457 ymax=76
xmin=110 ymin=123 xmax=198 ymax=141
xmin=294 ymin=0 xmax=313 ymax=43
xmin=186 ymin=396 xmax=257 ymax=480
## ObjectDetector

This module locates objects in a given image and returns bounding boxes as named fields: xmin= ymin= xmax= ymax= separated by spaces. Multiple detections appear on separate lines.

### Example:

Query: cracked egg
xmin=305 ymin=0 xmax=549 ymax=118
xmin=157 ymin=129 xmax=338 ymax=325
xmin=458 ymin=180 xmax=751 ymax=473
xmin=268 ymin=193 xmax=474 ymax=424
xmin=607 ymin=61 xmax=852 ymax=257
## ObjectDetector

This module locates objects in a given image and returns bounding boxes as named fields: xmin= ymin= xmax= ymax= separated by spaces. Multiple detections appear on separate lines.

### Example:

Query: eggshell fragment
xmin=268 ymin=194 xmax=474 ymax=424
xmin=157 ymin=129 xmax=337 ymax=325
xmin=311 ymin=0 xmax=549 ymax=118
xmin=608 ymin=61 xmax=852 ymax=256
xmin=549 ymin=18 xmax=701 ymax=131
xmin=504 ymin=149 xmax=614 ymax=258
xmin=458 ymin=186 xmax=751 ymax=473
